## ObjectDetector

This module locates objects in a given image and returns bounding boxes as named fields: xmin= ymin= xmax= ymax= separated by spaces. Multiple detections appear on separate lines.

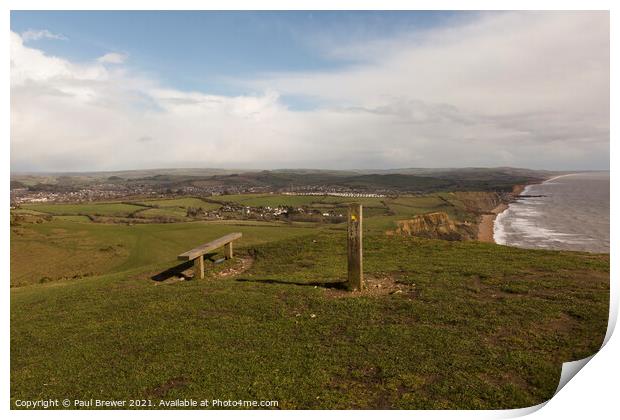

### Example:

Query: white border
xmin=2 ymin=1 xmax=616 ymax=419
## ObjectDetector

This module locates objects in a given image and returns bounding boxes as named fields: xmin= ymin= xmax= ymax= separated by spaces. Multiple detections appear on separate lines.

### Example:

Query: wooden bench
xmin=177 ymin=232 xmax=242 ymax=279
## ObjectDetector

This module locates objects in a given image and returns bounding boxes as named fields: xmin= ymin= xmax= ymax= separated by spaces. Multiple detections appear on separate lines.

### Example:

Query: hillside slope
xmin=11 ymin=231 xmax=609 ymax=409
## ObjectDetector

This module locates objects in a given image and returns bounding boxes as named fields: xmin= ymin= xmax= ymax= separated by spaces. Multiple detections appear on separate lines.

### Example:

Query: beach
xmin=477 ymin=203 xmax=508 ymax=243
xmin=476 ymin=184 xmax=525 ymax=243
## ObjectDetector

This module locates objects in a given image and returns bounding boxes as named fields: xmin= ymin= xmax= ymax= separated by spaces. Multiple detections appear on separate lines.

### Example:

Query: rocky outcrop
xmin=387 ymin=212 xmax=476 ymax=241
xmin=387 ymin=189 xmax=526 ymax=242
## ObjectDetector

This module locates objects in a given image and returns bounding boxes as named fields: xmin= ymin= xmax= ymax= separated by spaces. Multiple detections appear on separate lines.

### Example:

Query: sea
xmin=494 ymin=171 xmax=610 ymax=253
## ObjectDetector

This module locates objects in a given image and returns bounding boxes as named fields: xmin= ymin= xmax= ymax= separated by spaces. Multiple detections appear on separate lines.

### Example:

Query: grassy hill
xmin=12 ymin=166 xmax=553 ymax=194
xmin=10 ymin=198 xmax=609 ymax=409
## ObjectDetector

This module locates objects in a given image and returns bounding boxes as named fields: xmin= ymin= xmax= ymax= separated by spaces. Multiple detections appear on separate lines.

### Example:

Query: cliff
xmin=387 ymin=212 xmax=476 ymax=241
xmin=452 ymin=191 xmax=503 ymax=213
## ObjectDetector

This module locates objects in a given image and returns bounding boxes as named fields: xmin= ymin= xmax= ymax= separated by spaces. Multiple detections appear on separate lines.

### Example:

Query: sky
xmin=10 ymin=11 xmax=610 ymax=172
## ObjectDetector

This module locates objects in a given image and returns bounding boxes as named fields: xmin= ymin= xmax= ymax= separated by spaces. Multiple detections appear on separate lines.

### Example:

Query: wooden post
xmin=347 ymin=203 xmax=363 ymax=291
xmin=194 ymin=255 xmax=205 ymax=279
xmin=224 ymin=241 xmax=233 ymax=259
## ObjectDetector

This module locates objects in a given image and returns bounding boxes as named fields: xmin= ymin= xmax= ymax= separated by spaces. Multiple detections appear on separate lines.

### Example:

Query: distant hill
xmin=11 ymin=167 xmax=564 ymax=194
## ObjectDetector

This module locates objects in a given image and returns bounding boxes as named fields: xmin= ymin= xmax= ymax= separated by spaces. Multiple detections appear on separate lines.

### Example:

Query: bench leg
xmin=224 ymin=242 xmax=233 ymax=259
xmin=194 ymin=255 xmax=205 ymax=279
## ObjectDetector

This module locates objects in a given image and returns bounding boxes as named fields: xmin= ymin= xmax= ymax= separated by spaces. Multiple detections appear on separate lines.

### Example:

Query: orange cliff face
xmin=512 ymin=184 xmax=526 ymax=196
xmin=385 ymin=190 xmax=523 ymax=242
xmin=386 ymin=212 xmax=475 ymax=241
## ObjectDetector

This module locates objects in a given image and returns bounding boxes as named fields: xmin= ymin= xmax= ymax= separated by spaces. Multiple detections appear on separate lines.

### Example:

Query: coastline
xmin=481 ymin=171 xmax=609 ymax=251
xmin=477 ymin=203 xmax=508 ymax=243
xmin=476 ymin=184 xmax=526 ymax=243
xmin=476 ymin=174 xmax=578 ymax=244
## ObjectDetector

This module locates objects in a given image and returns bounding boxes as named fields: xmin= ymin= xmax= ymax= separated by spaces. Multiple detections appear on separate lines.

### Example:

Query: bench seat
xmin=177 ymin=232 xmax=242 ymax=279
xmin=178 ymin=232 xmax=242 ymax=261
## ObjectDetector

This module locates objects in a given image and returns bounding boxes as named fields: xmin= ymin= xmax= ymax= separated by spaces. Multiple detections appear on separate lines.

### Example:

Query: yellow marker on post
xmin=347 ymin=203 xmax=363 ymax=291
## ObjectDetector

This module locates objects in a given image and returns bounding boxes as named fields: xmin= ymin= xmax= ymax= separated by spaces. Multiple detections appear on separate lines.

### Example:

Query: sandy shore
xmin=477 ymin=203 xmax=509 ymax=243
xmin=477 ymin=183 xmax=528 ymax=243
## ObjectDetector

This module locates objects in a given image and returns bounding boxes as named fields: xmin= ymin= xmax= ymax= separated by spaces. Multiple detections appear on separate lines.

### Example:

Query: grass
xmin=136 ymin=197 xmax=221 ymax=210
xmin=21 ymin=202 xmax=145 ymax=217
xmin=137 ymin=207 xmax=189 ymax=220
xmin=10 ymin=218 xmax=316 ymax=287
xmin=10 ymin=213 xmax=609 ymax=409
xmin=17 ymin=193 xmax=483 ymax=231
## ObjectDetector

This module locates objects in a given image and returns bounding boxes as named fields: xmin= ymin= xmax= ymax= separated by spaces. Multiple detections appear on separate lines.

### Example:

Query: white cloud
xmin=10 ymin=11 xmax=609 ymax=172
xmin=253 ymin=12 xmax=609 ymax=116
xmin=21 ymin=29 xmax=67 ymax=42
xmin=97 ymin=52 xmax=127 ymax=64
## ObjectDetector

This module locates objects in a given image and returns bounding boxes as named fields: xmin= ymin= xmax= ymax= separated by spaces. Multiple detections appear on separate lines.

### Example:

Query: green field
xmin=136 ymin=197 xmax=222 ymax=210
xmin=20 ymin=198 xmax=224 ymax=223
xmin=16 ymin=193 xmax=491 ymax=228
xmin=10 ymin=196 xmax=609 ymax=409
xmin=21 ymin=202 xmax=145 ymax=217
xmin=137 ymin=207 xmax=189 ymax=221
xmin=216 ymin=193 xmax=387 ymax=208
xmin=10 ymin=217 xmax=316 ymax=287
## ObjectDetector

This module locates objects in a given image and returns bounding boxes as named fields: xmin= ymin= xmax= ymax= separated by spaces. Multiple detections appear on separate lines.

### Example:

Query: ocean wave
xmin=492 ymin=172 xmax=609 ymax=253
xmin=493 ymin=208 xmax=509 ymax=245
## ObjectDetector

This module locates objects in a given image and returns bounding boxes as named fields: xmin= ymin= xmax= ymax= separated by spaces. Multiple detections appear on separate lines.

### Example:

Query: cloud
xmin=21 ymin=29 xmax=67 ymax=42
xmin=97 ymin=52 xmax=127 ymax=64
xmin=253 ymin=12 xmax=609 ymax=116
xmin=10 ymin=11 xmax=609 ymax=172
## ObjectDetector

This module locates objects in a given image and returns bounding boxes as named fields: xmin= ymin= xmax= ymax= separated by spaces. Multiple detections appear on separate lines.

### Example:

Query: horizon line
xmin=10 ymin=166 xmax=609 ymax=176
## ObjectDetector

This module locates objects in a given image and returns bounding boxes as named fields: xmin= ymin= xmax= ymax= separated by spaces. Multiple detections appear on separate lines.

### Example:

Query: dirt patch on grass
xmin=216 ymin=256 xmax=254 ymax=278
xmin=152 ymin=256 xmax=254 ymax=285
xmin=542 ymin=312 xmax=577 ymax=335
xmin=478 ymin=371 xmax=530 ymax=391
xmin=147 ymin=376 xmax=189 ymax=398
xmin=324 ymin=273 xmax=416 ymax=299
